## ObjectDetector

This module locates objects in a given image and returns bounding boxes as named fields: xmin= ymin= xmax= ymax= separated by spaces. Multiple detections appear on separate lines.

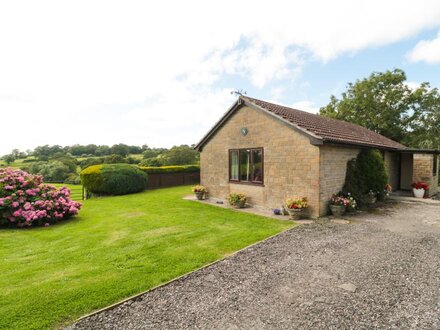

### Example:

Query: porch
xmin=394 ymin=149 xmax=439 ymax=197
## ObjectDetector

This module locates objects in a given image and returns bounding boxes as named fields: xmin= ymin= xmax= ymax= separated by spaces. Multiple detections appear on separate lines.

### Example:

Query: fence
xmin=146 ymin=171 xmax=200 ymax=189
xmin=48 ymin=170 xmax=200 ymax=200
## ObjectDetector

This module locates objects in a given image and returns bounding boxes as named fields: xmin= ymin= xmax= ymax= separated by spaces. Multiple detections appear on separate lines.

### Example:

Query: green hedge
xmin=80 ymin=164 xmax=148 ymax=195
xmin=343 ymin=148 xmax=388 ymax=205
xmin=138 ymin=165 xmax=200 ymax=174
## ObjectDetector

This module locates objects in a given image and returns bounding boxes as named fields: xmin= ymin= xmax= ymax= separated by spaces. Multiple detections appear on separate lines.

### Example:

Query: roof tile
xmin=243 ymin=96 xmax=406 ymax=150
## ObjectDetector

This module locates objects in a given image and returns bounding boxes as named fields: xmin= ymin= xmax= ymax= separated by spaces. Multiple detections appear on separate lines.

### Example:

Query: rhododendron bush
xmin=0 ymin=168 xmax=82 ymax=227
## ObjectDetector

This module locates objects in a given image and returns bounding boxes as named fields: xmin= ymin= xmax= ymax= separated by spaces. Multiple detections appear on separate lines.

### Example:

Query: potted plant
xmin=411 ymin=181 xmax=429 ymax=198
xmin=329 ymin=194 xmax=349 ymax=216
xmin=192 ymin=185 xmax=207 ymax=200
xmin=228 ymin=192 xmax=247 ymax=208
xmin=284 ymin=197 xmax=308 ymax=220
xmin=367 ymin=190 xmax=377 ymax=204
xmin=345 ymin=193 xmax=357 ymax=212
xmin=384 ymin=184 xmax=392 ymax=200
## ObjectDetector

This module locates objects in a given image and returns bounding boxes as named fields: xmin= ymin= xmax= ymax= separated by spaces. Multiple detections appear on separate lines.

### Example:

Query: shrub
xmin=285 ymin=197 xmax=308 ymax=209
xmin=139 ymin=165 xmax=200 ymax=174
xmin=29 ymin=161 xmax=71 ymax=182
xmin=343 ymin=149 xmax=388 ymax=205
xmin=79 ymin=157 xmax=104 ymax=170
xmin=228 ymin=192 xmax=247 ymax=207
xmin=65 ymin=173 xmax=81 ymax=185
xmin=139 ymin=158 xmax=164 ymax=167
xmin=126 ymin=156 xmax=140 ymax=164
xmin=0 ymin=168 xmax=82 ymax=227
xmin=80 ymin=164 xmax=148 ymax=195
xmin=103 ymin=154 xmax=127 ymax=164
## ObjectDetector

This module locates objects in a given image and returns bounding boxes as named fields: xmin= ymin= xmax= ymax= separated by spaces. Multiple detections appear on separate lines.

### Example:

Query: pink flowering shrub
xmin=0 ymin=168 xmax=82 ymax=227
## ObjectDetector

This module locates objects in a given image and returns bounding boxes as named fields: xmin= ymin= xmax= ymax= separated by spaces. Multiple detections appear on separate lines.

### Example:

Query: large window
xmin=229 ymin=148 xmax=263 ymax=184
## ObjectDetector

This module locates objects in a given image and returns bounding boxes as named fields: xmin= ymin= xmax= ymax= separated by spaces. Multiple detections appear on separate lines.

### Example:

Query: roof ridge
xmin=241 ymin=95 xmax=406 ymax=149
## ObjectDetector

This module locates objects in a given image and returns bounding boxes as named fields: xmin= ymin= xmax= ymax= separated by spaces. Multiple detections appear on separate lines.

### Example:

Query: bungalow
xmin=195 ymin=96 xmax=439 ymax=217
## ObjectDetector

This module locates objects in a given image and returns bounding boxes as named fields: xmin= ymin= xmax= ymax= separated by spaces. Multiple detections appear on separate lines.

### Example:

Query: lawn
xmin=0 ymin=185 xmax=294 ymax=330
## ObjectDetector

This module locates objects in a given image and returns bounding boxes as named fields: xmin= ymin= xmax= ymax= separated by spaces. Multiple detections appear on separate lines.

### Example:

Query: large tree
xmin=320 ymin=69 xmax=440 ymax=148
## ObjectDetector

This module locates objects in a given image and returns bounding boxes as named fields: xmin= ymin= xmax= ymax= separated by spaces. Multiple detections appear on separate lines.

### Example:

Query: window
xmin=229 ymin=148 xmax=263 ymax=184
xmin=434 ymin=155 xmax=438 ymax=176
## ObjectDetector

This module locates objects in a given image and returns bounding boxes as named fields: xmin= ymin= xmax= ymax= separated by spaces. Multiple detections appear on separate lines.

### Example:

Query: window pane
xmin=230 ymin=151 xmax=239 ymax=180
xmin=240 ymin=150 xmax=251 ymax=181
xmin=252 ymin=149 xmax=263 ymax=182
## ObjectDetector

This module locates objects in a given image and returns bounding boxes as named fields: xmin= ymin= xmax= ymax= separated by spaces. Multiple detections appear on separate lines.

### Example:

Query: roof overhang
xmin=399 ymin=148 xmax=440 ymax=154
xmin=321 ymin=140 xmax=403 ymax=151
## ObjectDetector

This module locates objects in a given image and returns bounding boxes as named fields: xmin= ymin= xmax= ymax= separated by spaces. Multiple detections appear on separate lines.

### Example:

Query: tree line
xmin=320 ymin=69 xmax=440 ymax=149
xmin=2 ymin=144 xmax=199 ymax=167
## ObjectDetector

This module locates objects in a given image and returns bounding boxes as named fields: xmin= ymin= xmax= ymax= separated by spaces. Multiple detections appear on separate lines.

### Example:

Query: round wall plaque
xmin=241 ymin=127 xmax=248 ymax=136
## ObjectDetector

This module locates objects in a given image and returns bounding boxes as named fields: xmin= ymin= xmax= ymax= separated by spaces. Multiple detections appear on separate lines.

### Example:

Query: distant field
xmin=0 ymin=154 xmax=144 ymax=171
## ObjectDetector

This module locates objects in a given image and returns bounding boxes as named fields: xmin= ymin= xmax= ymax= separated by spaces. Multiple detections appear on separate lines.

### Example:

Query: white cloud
xmin=1 ymin=0 xmax=440 ymax=154
xmin=291 ymin=101 xmax=319 ymax=114
xmin=406 ymin=32 xmax=440 ymax=64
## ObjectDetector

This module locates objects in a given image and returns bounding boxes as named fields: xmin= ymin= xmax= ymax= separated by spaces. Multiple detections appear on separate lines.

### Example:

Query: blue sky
xmin=1 ymin=0 xmax=440 ymax=155
xmin=222 ymin=28 xmax=440 ymax=112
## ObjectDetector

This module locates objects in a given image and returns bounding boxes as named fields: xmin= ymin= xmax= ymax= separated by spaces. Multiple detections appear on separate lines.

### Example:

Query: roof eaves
xmin=321 ymin=139 xmax=403 ymax=151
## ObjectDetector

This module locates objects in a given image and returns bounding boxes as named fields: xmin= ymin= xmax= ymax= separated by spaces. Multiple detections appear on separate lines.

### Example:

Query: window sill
xmin=229 ymin=181 xmax=265 ymax=187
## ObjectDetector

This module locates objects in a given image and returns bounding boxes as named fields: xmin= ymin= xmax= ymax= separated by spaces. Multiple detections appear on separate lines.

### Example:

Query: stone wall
xmin=200 ymin=105 xmax=321 ymax=217
xmin=413 ymin=153 xmax=438 ymax=196
xmin=318 ymin=145 xmax=360 ymax=215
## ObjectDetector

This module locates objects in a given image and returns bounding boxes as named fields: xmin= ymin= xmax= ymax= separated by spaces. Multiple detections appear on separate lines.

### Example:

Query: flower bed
xmin=0 ymin=168 xmax=81 ymax=227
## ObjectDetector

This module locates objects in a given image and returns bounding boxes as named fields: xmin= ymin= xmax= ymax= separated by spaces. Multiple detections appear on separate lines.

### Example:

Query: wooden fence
xmin=146 ymin=171 xmax=200 ymax=189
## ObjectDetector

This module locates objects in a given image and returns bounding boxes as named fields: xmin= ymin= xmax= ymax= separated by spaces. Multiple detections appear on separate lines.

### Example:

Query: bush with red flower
xmin=411 ymin=181 xmax=429 ymax=190
xmin=0 ymin=168 xmax=82 ymax=227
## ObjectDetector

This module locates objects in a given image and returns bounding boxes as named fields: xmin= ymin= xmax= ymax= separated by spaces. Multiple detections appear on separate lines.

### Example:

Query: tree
xmin=110 ymin=144 xmax=130 ymax=157
xmin=161 ymin=145 xmax=199 ymax=165
xmin=320 ymin=69 xmax=440 ymax=147
xmin=3 ymin=154 xmax=16 ymax=164
xmin=405 ymin=83 xmax=440 ymax=149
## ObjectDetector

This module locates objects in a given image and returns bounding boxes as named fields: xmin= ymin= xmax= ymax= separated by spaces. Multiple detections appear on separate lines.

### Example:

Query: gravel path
xmin=68 ymin=201 xmax=440 ymax=329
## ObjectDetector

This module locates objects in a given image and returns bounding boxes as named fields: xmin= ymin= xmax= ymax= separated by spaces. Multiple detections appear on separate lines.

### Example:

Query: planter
xmin=413 ymin=188 xmax=425 ymax=198
xmin=195 ymin=191 xmax=204 ymax=200
xmin=367 ymin=196 xmax=377 ymax=205
xmin=329 ymin=204 xmax=346 ymax=217
xmin=232 ymin=200 xmax=246 ymax=208
xmin=346 ymin=205 xmax=356 ymax=213
xmin=286 ymin=208 xmax=306 ymax=220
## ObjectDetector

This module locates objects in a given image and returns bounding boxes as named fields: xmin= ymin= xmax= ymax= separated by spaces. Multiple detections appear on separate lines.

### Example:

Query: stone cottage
xmin=195 ymin=96 xmax=439 ymax=217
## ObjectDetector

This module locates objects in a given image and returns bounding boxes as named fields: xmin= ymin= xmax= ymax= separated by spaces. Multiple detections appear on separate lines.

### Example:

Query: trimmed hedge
xmin=138 ymin=165 xmax=200 ymax=174
xmin=80 ymin=164 xmax=148 ymax=195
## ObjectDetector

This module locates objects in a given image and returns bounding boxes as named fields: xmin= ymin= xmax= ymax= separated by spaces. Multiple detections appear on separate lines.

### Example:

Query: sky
xmin=1 ymin=0 xmax=440 ymax=155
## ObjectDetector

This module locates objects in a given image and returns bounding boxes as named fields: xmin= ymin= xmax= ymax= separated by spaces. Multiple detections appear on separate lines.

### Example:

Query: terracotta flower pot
xmin=413 ymin=188 xmax=425 ymax=198
xmin=195 ymin=191 xmax=204 ymax=200
xmin=330 ymin=204 xmax=346 ymax=217
xmin=286 ymin=208 xmax=305 ymax=220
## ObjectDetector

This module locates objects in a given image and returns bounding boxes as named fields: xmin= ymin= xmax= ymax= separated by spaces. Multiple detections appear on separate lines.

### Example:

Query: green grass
xmin=0 ymin=186 xmax=294 ymax=330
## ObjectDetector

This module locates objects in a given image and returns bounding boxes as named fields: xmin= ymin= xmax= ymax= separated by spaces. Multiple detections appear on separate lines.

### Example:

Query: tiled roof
xmin=242 ymin=96 xmax=406 ymax=150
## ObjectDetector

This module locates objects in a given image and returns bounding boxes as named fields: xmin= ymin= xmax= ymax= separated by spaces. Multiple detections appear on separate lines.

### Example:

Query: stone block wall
xmin=413 ymin=153 xmax=438 ymax=196
xmin=200 ymin=105 xmax=321 ymax=217
xmin=318 ymin=145 xmax=360 ymax=215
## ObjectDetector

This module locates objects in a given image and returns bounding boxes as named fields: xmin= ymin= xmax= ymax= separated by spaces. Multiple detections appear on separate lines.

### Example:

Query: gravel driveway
xmin=69 ymin=200 xmax=440 ymax=329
